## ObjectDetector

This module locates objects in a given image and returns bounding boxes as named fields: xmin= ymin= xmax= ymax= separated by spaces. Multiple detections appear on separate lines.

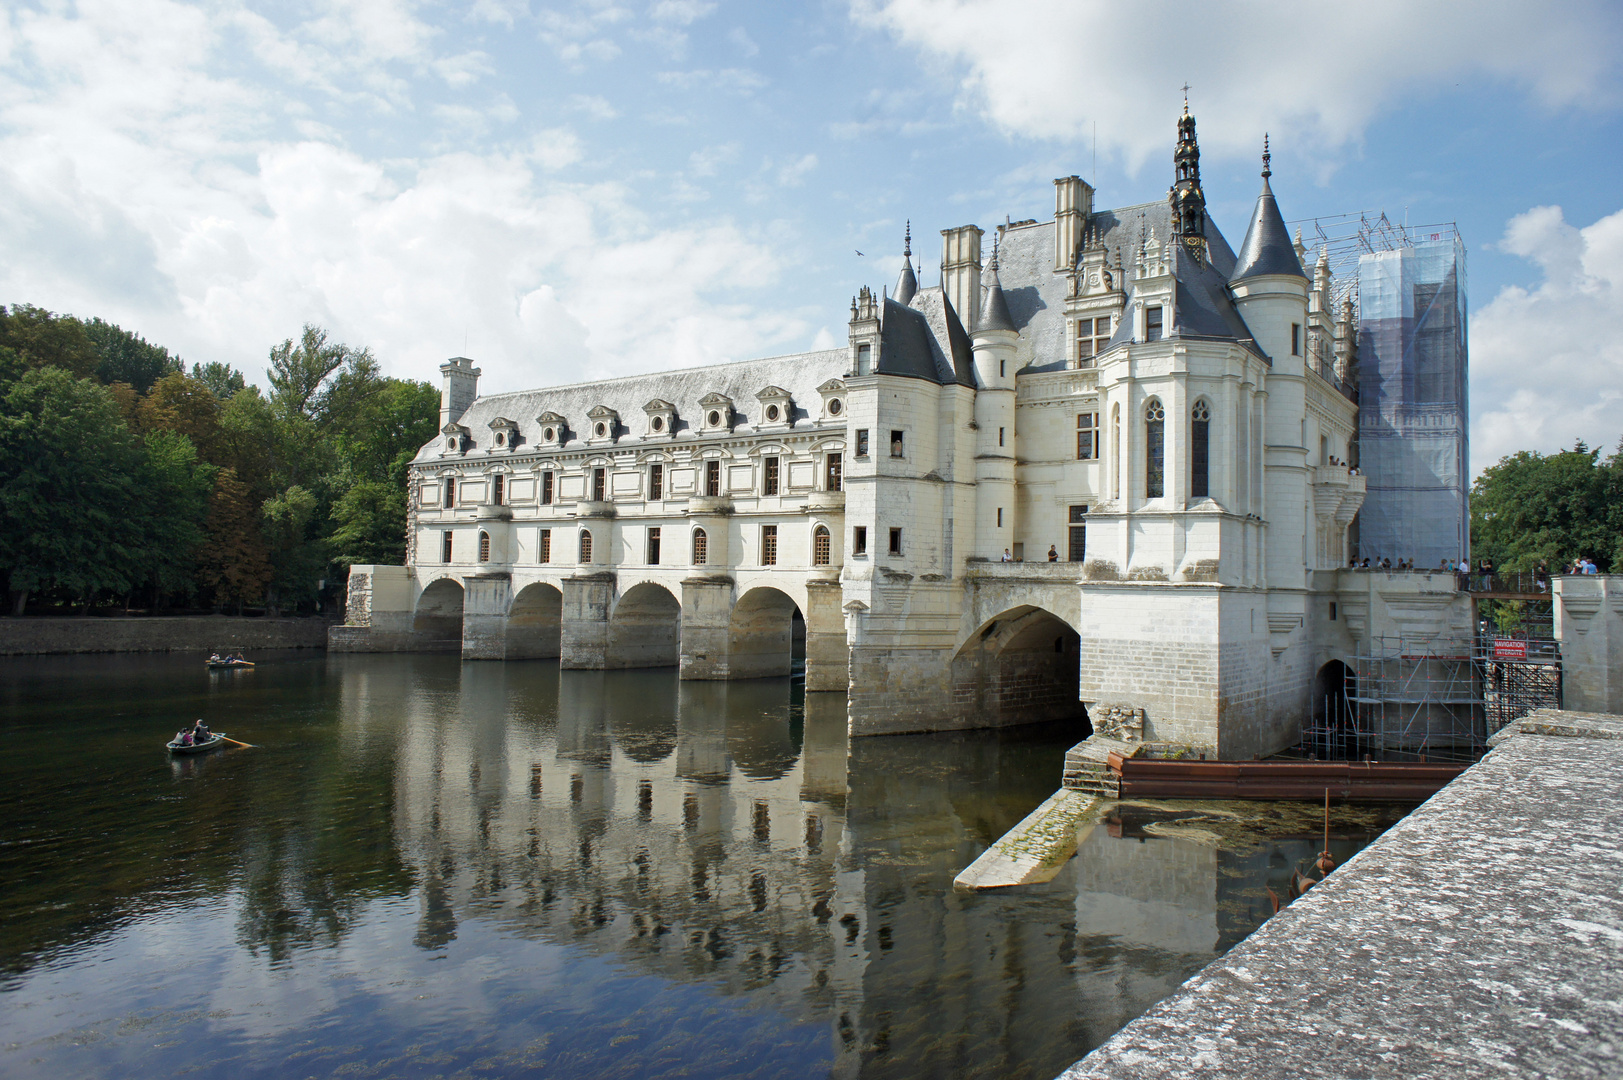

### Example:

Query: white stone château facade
xmin=338 ymin=112 xmax=1450 ymax=757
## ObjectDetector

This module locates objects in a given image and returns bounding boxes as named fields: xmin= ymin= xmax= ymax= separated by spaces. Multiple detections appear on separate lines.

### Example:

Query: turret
xmin=439 ymin=356 xmax=481 ymax=429
xmin=848 ymin=286 xmax=880 ymax=377
xmin=894 ymin=221 xmax=919 ymax=307
xmin=1228 ymin=136 xmax=1309 ymax=370
xmin=1168 ymin=104 xmax=1207 ymax=263
xmin=971 ymin=239 xmax=1019 ymax=559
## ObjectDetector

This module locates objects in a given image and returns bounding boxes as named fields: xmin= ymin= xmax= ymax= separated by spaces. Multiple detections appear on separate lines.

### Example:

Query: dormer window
xmin=536 ymin=412 xmax=566 ymax=447
xmin=755 ymin=386 xmax=793 ymax=430
xmin=487 ymin=417 xmax=519 ymax=453
xmin=586 ymin=405 xmax=619 ymax=444
xmin=698 ymin=393 xmax=734 ymax=434
xmin=816 ymin=379 xmax=846 ymax=421
xmin=1145 ymin=305 xmax=1164 ymax=342
xmin=440 ymin=422 xmax=470 ymax=456
xmin=642 ymin=398 xmax=676 ymax=439
xmin=1076 ymin=315 xmax=1112 ymax=366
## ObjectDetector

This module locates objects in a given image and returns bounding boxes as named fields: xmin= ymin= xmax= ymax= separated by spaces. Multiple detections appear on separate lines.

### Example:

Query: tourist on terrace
xmin=1477 ymin=558 xmax=1494 ymax=591
xmin=1535 ymin=564 xmax=1549 ymax=592
xmin=1001 ymin=548 xmax=1012 ymax=563
xmin=1047 ymin=545 xmax=1059 ymax=562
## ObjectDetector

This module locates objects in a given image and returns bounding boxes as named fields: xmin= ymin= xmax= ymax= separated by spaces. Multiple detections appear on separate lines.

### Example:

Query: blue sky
xmin=2 ymin=0 xmax=1621 ymax=471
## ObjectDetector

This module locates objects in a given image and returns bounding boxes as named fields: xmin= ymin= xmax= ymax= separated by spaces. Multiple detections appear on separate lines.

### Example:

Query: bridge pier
xmin=560 ymin=574 xmax=615 ymax=669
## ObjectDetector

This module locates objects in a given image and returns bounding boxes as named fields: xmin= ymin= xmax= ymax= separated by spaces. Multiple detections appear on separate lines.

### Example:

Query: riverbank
xmin=0 ymin=616 xmax=332 ymax=654
xmin=1059 ymin=708 xmax=1623 ymax=1079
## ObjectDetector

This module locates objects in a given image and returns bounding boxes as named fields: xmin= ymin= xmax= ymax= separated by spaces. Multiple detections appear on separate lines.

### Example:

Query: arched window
xmin=692 ymin=527 xmax=708 ymax=566
xmin=1191 ymin=401 xmax=1211 ymax=499
xmin=1111 ymin=404 xmax=1121 ymax=500
xmin=1144 ymin=397 xmax=1165 ymax=499
xmin=579 ymin=530 xmax=593 ymax=564
xmin=478 ymin=531 xmax=491 ymax=562
xmin=813 ymin=525 xmax=831 ymax=566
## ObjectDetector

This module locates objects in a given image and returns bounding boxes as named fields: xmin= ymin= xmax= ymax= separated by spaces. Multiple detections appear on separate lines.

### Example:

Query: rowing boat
xmin=206 ymin=659 xmax=254 ymax=669
xmin=167 ymin=732 xmax=228 ymax=754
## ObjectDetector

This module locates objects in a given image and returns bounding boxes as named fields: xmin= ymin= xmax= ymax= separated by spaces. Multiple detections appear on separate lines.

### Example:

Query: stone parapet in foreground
xmin=1059 ymin=708 xmax=1623 ymax=1080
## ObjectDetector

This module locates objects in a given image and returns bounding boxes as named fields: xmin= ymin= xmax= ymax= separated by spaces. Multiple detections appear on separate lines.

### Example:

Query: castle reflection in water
xmin=329 ymin=655 xmax=1291 ymax=1077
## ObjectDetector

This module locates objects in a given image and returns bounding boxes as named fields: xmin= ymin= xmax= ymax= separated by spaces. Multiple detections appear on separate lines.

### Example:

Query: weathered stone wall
xmin=0 ymin=616 xmax=330 ymax=655
xmin=1556 ymin=575 xmax=1623 ymax=714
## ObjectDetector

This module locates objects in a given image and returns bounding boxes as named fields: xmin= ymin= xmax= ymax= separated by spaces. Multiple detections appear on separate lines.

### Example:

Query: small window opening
xmin=541 ymin=471 xmax=553 ymax=505
xmin=649 ymin=463 xmax=663 ymax=500
xmin=763 ymin=456 xmax=780 ymax=496
xmin=813 ymin=525 xmax=831 ymax=565
xmin=1145 ymin=305 xmax=1163 ymax=342
xmin=825 ymin=453 xmax=843 ymax=491
xmin=855 ymin=429 xmax=869 ymax=458
xmin=647 ymin=526 xmax=661 ymax=565
xmin=579 ymin=530 xmax=593 ymax=563
xmin=888 ymin=527 xmax=902 ymax=555
xmin=592 ymin=467 xmax=606 ymax=501
xmin=705 ymin=460 xmax=720 ymax=497
xmin=441 ymin=531 xmax=453 ymax=564
xmin=761 ymin=525 xmax=778 ymax=566
xmin=890 ymin=431 xmax=904 ymax=458
xmin=692 ymin=528 xmax=708 ymax=565
xmin=478 ymin=531 xmax=491 ymax=562
xmin=853 ymin=526 xmax=868 ymax=556
xmin=492 ymin=474 xmax=504 ymax=505
xmin=539 ymin=528 xmax=551 ymax=563
xmin=443 ymin=478 xmax=455 ymax=508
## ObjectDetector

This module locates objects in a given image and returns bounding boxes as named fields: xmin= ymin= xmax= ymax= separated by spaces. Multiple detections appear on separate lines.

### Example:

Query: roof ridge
xmin=469 ymin=348 xmax=850 ymax=402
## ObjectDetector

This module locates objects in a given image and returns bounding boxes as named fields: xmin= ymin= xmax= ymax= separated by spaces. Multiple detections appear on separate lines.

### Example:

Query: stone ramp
xmin=1058 ymin=708 xmax=1623 ymax=1079
xmin=953 ymin=788 xmax=1106 ymax=890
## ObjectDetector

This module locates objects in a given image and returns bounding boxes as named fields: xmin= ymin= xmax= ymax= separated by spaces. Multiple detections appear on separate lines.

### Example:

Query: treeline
xmin=1470 ymin=439 xmax=1623 ymax=574
xmin=0 ymin=305 xmax=438 ymax=616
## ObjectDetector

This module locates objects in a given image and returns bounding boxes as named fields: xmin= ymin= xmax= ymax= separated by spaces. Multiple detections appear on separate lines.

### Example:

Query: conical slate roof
xmin=1230 ymin=146 xmax=1305 ymax=284
xmin=894 ymin=221 xmax=918 ymax=306
xmin=974 ymin=251 xmax=1017 ymax=333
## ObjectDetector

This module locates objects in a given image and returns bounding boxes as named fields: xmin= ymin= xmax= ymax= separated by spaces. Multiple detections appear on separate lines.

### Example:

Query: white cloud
xmin=655 ymin=67 xmax=767 ymax=93
xmin=649 ymin=0 xmax=716 ymax=26
xmin=1471 ymin=205 xmax=1623 ymax=471
xmin=0 ymin=0 xmax=811 ymax=395
xmin=565 ymin=93 xmax=620 ymax=120
xmin=775 ymin=153 xmax=818 ymax=187
xmin=851 ymin=0 xmax=1623 ymax=170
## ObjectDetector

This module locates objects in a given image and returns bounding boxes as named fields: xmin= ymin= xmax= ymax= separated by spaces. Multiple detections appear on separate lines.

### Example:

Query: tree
xmin=268 ymin=325 xmax=373 ymax=421
xmin=329 ymin=481 xmax=408 ymax=566
xmin=137 ymin=371 xmax=223 ymax=461
xmin=195 ymin=468 xmax=272 ymax=611
xmin=0 ymin=304 xmax=98 ymax=378
xmin=261 ymin=485 xmax=324 ymax=612
xmin=0 ymin=368 xmax=144 ymax=611
xmin=131 ymin=430 xmax=215 ymax=606
xmin=191 ymin=361 xmax=246 ymax=401
xmin=1470 ymin=440 xmax=1622 ymax=574
xmin=82 ymin=317 xmax=182 ymax=393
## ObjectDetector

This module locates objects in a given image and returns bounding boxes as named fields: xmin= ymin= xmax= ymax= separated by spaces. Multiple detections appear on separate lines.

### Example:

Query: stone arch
xmin=508 ymin=582 xmax=562 ymax=659
xmin=951 ymin=605 xmax=1088 ymax=729
xmin=414 ymin=577 xmax=465 ymax=648
xmin=606 ymin=581 xmax=682 ymax=669
xmin=728 ymin=586 xmax=802 ymax=680
xmin=1308 ymin=659 xmax=1358 ymax=759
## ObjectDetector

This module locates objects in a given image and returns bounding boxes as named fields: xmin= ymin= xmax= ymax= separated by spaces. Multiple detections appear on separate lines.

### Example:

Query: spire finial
xmin=1181 ymin=82 xmax=1190 ymax=114
xmin=1262 ymin=133 xmax=1271 ymax=180
xmin=989 ymin=231 xmax=1000 ymax=271
xmin=903 ymin=219 xmax=911 ymax=259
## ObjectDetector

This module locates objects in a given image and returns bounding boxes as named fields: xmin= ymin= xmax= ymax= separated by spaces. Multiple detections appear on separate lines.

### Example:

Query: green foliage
xmin=0 ymin=309 xmax=438 ymax=613
xmin=0 ymin=305 xmax=98 ymax=378
xmin=329 ymin=481 xmax=408 ymax=566
xmin=190 ymin=361 xmax=246 ymax=401
xmin=0 ymin=368 xmax=145 ymax=598
xmin=82 ymin=317 xmax=182 ymax=393
xmin=1470 ymin=440 xmax=1623 ymax=574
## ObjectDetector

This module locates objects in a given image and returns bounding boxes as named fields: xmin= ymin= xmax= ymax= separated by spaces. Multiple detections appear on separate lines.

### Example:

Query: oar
xmin=219 ymin=735 xmax=256 ymax=748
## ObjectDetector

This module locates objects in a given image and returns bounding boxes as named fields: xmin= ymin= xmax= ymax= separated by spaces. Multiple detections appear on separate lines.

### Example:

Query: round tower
xmin=972 ymin=242 xmax=1019 ymax=560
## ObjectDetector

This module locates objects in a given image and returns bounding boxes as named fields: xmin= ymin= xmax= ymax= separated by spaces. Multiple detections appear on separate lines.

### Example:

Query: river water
xmin=0 ymin=653 xmax=1408 ymax=1079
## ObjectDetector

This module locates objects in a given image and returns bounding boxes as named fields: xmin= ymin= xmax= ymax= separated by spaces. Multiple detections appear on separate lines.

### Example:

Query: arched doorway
xmin=1308 ymin=660 xmax=1358 ymax=759
xmin=729 ymin=587 xmax=801 ymax=680
xmin=414 ymin=578 xmax=465 ymax=650
xmin=606 ymin=582 xmax=681 ymax=669
xmin=951 ymin=606 xmax=1088 ymax=728
xmin=507 ymin=582 xmax=562 ymax=659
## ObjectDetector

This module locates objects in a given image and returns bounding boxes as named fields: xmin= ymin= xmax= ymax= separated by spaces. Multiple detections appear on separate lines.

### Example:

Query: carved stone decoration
xmin=1093 ymin=705 xmax=1145 ymax=742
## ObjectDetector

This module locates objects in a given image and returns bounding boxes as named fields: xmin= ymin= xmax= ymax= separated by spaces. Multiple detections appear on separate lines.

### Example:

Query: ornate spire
xmin=1231 ymin=135 xmax=1305 ymax=284
xmin=1170 ymin=106 xmax=1207 ymax=260
xmin=1262 ymin=133 xmax=1272 ymax=184
xmin=894 ymin=220 xmax=919 ymax=306
xmin=974 ymin=235 xmax=1016 ymax=334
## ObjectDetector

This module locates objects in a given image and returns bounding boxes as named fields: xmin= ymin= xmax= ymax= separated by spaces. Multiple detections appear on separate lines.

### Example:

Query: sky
xmin=2 ymin=0 xmax=1621 ymax=474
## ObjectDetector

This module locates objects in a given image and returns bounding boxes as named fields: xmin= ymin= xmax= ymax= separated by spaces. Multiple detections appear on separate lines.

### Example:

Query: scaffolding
xmin=1300 ymin=632 xmax=1561 ymax=764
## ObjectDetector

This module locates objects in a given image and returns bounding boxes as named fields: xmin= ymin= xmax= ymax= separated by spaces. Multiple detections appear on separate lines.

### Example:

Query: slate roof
xmin=1230 ymin=177 xmax=1306 ymax=283
xmin=412 ymin=349 xmax=849 ymax=463
xmin=878 ymin=286 xmax=974 ymax=387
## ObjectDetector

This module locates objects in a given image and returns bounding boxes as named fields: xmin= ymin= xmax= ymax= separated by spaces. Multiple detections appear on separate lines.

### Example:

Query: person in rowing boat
xmin=175 ymin=728 xmax=193 ymax=746
xmin=192 ymin=719 xmax=211 ymax=743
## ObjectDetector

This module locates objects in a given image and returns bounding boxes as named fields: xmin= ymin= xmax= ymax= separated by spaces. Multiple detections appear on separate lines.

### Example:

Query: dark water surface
xmin=0 ymin=654 xmax=1408 ymax=1079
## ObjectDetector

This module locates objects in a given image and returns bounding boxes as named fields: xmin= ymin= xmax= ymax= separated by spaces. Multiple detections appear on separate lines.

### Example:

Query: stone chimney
xmin=940 ymin=225 xmax=984 ymax=330
xmin=439 ymin=356 xmax=481 ymax=429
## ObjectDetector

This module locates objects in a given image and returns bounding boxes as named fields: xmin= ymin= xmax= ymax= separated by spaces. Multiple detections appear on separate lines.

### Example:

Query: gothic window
xmin=491 ymin=474 xmax=504 ymax=506
xmin=1145 ymin=305 xmax=1164 ymax=342
xmin=541 ymin=471 xmax=553 ymax=505
xmin=1145 ymin=397 xmax=1165 ymax=499
xmin=763 ymin=456 xmax=780 ymax=495
xmin=647 ymin=527 xmax=661 ymax=565
xmin=705 ymin=460 xmax=721 ymax=497
xmin=826 ymin=453 xmax=843 ymax=491
xmin=761 ymin=525 xmax=778 ymax=565
xmin=813 ymin=525 xmax=831 ymax=566
xmin=692 ymin=527 xmax=708 ymax=565
xmin=1076 ymin=412 xmax=1098 ymax=460
xmin=478 ymin=531 xmax=491 ymax=562
xmin=592 ymin=467 xmax=606 ymax=501
xmin=1111 ymin=404 xmax=1121 ymax=500
xmin=1191 ymin=401 xmax=1211 ymax=498
xmin=443 ymin=478 xmax=455 ymax=508
xmin=649 ymin=463 xmax=663 ymax=501
xmin=579 ymin=530 xmax=593 ymax=564
xmin=539 ymin=528 xmax=551 ymax=563
xmin=1076 ymin=315 xmax=1112 ymax=366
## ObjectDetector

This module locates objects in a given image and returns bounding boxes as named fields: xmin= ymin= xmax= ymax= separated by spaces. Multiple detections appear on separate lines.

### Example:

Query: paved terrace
xmin=1059 ymin=709 xmax=1623 ymax=1080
